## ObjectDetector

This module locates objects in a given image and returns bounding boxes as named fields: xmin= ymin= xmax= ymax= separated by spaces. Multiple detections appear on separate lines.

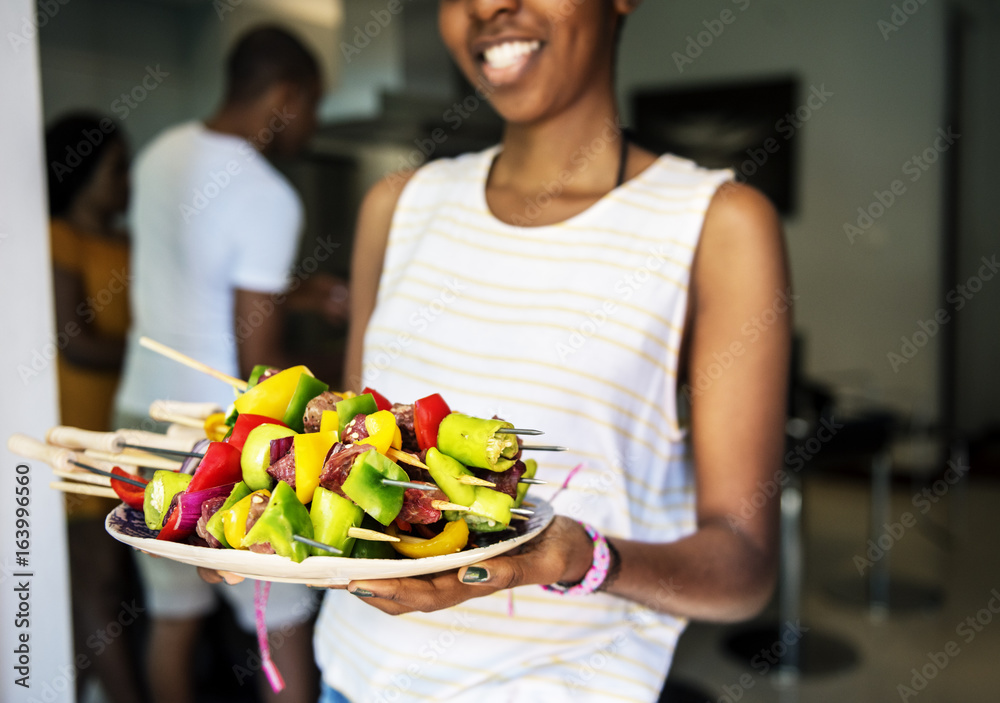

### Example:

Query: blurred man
xmin=115 ymin=26 xmax=328 ymax=703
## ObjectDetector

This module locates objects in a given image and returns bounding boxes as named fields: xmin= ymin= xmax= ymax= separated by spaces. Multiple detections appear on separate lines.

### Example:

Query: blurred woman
xmin=45 ymin=113 xmax=143 ymax=703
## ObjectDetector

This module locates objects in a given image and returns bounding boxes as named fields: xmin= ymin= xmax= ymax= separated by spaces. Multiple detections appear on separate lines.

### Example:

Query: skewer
xmin=509 ymin=508 xmax=534 ymax=517
xmin=456 ymin=475 xmax=497 ymax=487
xmin=140 ymin=336 xmax=248 ymax=392
xmin=150 ymin=400 xmax=222 ymax=421
xmin=122 ymin=443 xmax=202 ymax=458
xmin=382 ymin=479 xmax=439 ymax=492
xmin=69 ymin=460 xmax=148 ymax=489
xmin=346 ymin=527 xmax=399 ymax=542
xmin=53 ymin=469 xmax=112 ymax=487
xmin=50 ymin=481 xmax=118 ymax=499
xmin=510 ymin=514 xmax=529 ymax=521
xmin=520 ymin=444 xmax=567 ymax=452
xmin=431 ymin=500 xmax=469 ymax=511
xmin=386 ymin=448 xmax=426 ymax=469
xmin=496 ymin=428 xmax=543 ymax=435
xmin=292 ymin=534 xmax=343 ymax=555
xmin=148 ymin=409 xmax=204 ymax=429
xmin=519 ymin=477 xmax=547 ymax=485
xmin=83 ymin=449 xmax=182 ymax=472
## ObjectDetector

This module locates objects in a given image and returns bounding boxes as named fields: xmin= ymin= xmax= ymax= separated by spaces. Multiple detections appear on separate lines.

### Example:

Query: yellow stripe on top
xmin=315 ymin=146 xmax=734 ymax=703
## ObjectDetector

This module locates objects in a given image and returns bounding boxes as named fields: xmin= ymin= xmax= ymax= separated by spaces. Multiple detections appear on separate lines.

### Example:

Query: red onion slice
xmin=270 ymin=436 xmax=294 ymax=465
xmin=173 ymin=483 xmax=237 ymax=532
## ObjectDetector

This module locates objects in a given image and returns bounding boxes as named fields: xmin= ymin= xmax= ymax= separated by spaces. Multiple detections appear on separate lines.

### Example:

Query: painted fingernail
xmin=351 ymin=588 xmax=375 ymax=598
xmin=462 ymin=566 xmax=489 ymax=583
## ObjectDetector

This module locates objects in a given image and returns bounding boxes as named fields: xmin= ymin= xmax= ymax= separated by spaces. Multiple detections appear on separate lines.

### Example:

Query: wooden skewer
xmin=50 ymin=481 xmax=118 ymax=499
xmin=122 ymin=443 xmax=202 ymax=458
xmin=510 ymin=514 xmax=529 ymax=521
xmin=148 ymin=408 xmax=204 ymax=429
xmin=457 ymin=475 xmax=497 ymax=487
xmin=386 ymin=447 xmax=425 ymax=469
xmin=431 ymin=500 xmax=469 ymax=512
xmin=84 ymin=449 xmax=181 ymax=472
xmin=140 ymin=336 xmax=248 ymax=392
xmin=150 ymin=400 xmax=222 ymax=421
xmin=346 ymin=527 xmax=399 ymax=542
xmin=394 ymin=533 xmax=427 ymax=545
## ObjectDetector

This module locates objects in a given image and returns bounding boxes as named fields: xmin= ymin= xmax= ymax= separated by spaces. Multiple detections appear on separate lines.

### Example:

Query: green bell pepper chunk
xmin=310 ymin=486 xmax=364 ymax=557
xmin=425 ymin=447 xmax=476 ymax=508
xmin=143 ymin=470 xmax=193 ymax=531
xmin=437 ymin=413 xmax=519 ymax=472
xmin=341 ymin=450 xmax=407 ymax=526
xmin=242 ymin=480 xmax=314 ymax=563
xmin=205 ymin=482 xmax=252 ymax=548
xmin=282 ymin=375 xmax=330 ymax=433
xmin=335 ymin=393 xmax=378 ymax=437
xmin=515 ymin=459 xmax=537 ymax=508
xmin=467 ymin=486 xmax=514 ymax=531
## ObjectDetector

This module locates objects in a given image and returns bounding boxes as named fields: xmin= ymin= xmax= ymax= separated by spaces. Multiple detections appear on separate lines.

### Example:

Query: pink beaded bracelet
xmin=541 ymin=522 xmax=611 ymax=596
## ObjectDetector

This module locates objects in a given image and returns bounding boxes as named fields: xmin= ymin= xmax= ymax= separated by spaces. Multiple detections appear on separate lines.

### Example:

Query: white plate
xmin=105 ymin=499 xmax=554 ymax=585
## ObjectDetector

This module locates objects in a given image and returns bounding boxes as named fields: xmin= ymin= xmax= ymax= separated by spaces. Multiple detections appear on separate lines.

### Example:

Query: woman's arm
xmin=346 ymin=182 xmax=790 ymax=622
xmin=52 ymin=266 xmax=125 ymax=370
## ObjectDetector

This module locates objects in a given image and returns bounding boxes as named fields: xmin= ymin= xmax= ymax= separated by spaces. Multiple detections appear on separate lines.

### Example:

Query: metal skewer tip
xmin=69 ymin=460 xmax=147 ymax=489
xmin=123 ymin=442 xmax=203 ymax=459
xmin=519 ymin=444 xmax=567 ymax=452
xmin=519 ymin=477 xmax=547 ymax=485
xmin=496 ymin=428 xmax=544 ymax=436
xmin=509 ymin=508 xmax=534 ymax=517
xmin=292 ymin=534 xmax=343 ymax=555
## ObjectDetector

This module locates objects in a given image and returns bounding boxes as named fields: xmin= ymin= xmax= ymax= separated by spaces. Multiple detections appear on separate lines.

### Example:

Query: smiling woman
xmin=310 ymin=0 xmax=790 ymax=700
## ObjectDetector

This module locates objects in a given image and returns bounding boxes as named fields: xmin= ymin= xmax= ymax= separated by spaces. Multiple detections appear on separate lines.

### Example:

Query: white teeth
xmin=483 ymin=40 xmax=540 ymax=69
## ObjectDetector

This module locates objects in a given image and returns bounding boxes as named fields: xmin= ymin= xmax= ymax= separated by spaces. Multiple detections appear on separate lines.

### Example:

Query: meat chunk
xmin=399 ymin=483 xmax=447 ymax=524
xmin=302 ymin=391 xmax=342 ymax=433
xmin=472 ymin=461 xmax=526 ymax=500
xmin=342 ymin=413 xmax=369 ymax=443
xmin=267 ymin=446 xmax=296 ymax=488
xmin=390 ymin=403 xmax=418 ymax=452
xmin=244 ymin=492 xmax=275 ymax=554
xmin=318 ymin=443 xmax=371 ymax=497
xmin=195 ymin=495 xmax=228 ymax=548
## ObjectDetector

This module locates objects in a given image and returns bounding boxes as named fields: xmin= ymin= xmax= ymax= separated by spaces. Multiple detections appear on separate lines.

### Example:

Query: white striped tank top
xmin=315 ymin=146 xmax=733 ymax=702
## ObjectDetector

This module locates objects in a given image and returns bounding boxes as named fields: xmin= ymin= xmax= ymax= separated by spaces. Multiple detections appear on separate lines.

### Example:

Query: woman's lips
xmin=478 ymin=39 xmax=541 ymax=87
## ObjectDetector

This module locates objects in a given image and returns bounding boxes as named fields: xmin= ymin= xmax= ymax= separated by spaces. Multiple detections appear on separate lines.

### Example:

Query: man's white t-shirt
xmin=116 ymin=121 xmax=301 ymax=415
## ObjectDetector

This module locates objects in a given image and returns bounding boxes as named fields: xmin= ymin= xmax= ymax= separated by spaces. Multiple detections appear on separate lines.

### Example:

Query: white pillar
xmin=1 ymin=1 xmax=74 ymax=701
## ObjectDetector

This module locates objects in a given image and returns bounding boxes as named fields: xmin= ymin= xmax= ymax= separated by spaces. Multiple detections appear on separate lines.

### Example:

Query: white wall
xmin=620 ymin=0 xmax=948 ymax=424
xmin=1 ymin=1 xmax=73 ymax=700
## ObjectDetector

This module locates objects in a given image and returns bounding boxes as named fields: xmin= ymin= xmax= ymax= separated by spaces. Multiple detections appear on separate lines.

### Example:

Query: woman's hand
xmin=341 ymin=516 xmax=593 ymax=616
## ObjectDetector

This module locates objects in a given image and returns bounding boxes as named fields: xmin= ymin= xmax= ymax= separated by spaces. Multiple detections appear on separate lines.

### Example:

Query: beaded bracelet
xmin=541 ymin=522 xmax=611 ymax=596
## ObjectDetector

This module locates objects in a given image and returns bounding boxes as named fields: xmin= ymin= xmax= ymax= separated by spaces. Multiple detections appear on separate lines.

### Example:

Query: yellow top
xmin=51 ymin=219 xmax=130 ymax=516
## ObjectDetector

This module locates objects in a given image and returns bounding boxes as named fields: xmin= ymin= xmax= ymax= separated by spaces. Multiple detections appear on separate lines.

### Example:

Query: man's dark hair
xmin=45 ymin=113 xmax=123 ymax=216
xmin=224 ymin=25 xmax=320 ymax=104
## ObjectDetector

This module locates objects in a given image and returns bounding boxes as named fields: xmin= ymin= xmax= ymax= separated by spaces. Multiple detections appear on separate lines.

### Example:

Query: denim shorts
xmin=320 ymin=683 xmax=351 ymax=703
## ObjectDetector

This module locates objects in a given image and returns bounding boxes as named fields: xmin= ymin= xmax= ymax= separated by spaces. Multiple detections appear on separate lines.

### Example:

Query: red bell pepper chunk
xmin=188 ymin=442 xmax=243 ymax=493
xmin=394 ymin=517 xmax=412 ymax=532
xmin=110 ymin=467 xmax=147 ymax=511
xmin=362 ymin=387 xmax=393 ymax=412
xmin=155 ymin=506 xmax=192 ymax=542
xmin=413 ymin=393 xmax=451 ymax=450
xmin=227 ymin=414 xmax=288 ymax=452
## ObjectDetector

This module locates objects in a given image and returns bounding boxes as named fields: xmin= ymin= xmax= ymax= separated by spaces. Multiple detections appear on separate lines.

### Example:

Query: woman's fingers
xmin=197 ymin=567 xmax=244 ymax=585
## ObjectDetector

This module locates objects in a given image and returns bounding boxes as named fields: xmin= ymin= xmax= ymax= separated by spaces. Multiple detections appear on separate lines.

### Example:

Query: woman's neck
xmin=63 ymin=200 xmax=114 ymax=238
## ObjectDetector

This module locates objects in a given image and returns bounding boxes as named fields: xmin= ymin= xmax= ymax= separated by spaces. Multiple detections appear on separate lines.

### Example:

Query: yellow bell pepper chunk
xmin=222 ymin=489 xmax=271 ymax=549
xmin=359 ymin=410 xmax=398 ymax=456
xmin=233 ymin=365 xmax=313 ymax=420
xmin=340 ymin=390 xmax=357 ymax=400
xmin=293 ymin=431 xmax=338 ymax=505
xmin=388 ymin=519 xmax=469 ymax=558
xmin=391 ymin=425 xmax=402 ymax=450
xmin=319 ymin=410 xmax=339 ymax=436
xmin=203 ymin=412 xmax=228 ymax=441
